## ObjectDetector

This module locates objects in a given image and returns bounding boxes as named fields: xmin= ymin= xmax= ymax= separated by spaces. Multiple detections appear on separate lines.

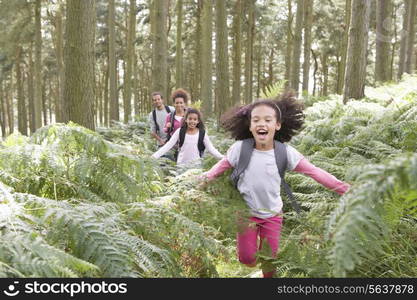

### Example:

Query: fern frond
xmin=327 ymin=153 xmax=417 ymax=276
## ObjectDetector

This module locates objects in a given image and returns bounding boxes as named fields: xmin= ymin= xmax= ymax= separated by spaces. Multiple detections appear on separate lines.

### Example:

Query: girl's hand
xmin=165 ymin=122 xmax=172 ymax=129
xmin=197 ymin=173 xmax=210 ymax=190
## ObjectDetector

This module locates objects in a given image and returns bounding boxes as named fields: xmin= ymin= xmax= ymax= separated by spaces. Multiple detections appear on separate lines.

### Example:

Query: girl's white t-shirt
xmin=226 ymin=140 xmax=303 ymax=218
xmin=152 ymin=128 xmax=223 ymax=165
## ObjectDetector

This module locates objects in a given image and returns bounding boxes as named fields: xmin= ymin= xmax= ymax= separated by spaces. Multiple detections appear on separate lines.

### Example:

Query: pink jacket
xmin=164 ymin=113 xmax=183 ymax=135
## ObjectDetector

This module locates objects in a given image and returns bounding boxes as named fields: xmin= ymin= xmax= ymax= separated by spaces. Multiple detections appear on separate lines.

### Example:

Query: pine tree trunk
xmin=64 ymin=0 xmax=96 ymax=130
xmin=391 ymin=3 xmax=399 ymax=80
xmin=42 ymin=74 xmax=47 ymax=125
xmin=311 ymin=49 xmax=318 ymax=96
xmin=201 ymin=0 xmax=213 ymax=116
xmin=398 ymin=0 xmax=410 ymax=79
xmin=108 ymin=0 xmax=119 ymax=123
xmin=104 ymin=61 xmax=109 ymax=126
xmin=51 ymin=3 xmax=65 ymax=123
xmin=343 ymin=0 xmax=371 ymax=103
xmin=244 ymin=0 xmax=255 ymax=104
xmin=151 ymin=0 xmax=168 ymax=98
xmin=285 ymin=0 xmax=293 ymax=89
xmin=28 ymin=43 xmax=35 ymax=134
xmin=337 ymin=0 xmax=351 ymax=94
xmin=302 ymin=0 xmax=313 ymax=94
xmin=133 ymin=53 xmax=140 ymax=117
xmin=405 ymin=0 xmax=416 ymax=73
xmin=192 ymin=0 xmax=202 ymax=104
xmin=7 ymin=79 xmax=14 ymax=134
xmin=375 ymin=0 xmax=393 ymax=83
xmin=34 ymin=0 xmax=42 ymax=130
xmin=16 ymin=47 xmax=28 ymax=136
xmin=268 ymin=49 xmax=274 ymax=87
xmin=290 ymin=0 xmax=304 ymax=93
xmin=175 ymin=0 xmax=183 ymax=88
xmin=215 ymin=0 xmax=230 ymax=117
xmin=123 ymin=0 xmax=135 ymax=123
xmin=256 ymin=45 xmax=262 ymax=98
xmin=232 ymin=0 xmax=242 ymax=106
xmin=321 ymin=52 xmax=329 ymax=96
xmin=0 ymin=81 xmax=6 ymax=137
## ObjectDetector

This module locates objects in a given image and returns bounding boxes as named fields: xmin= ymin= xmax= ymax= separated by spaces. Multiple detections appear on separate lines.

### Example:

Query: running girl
xmin=200 ymin=92 xmax=350 ymax=277
xmin=152 ymin=108 xmax=224 ymax=165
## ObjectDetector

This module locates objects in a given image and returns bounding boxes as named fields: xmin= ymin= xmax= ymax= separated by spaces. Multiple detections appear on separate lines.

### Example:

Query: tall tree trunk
xmin=375 ymin=0 xmax=393 ymax=83
xmin=192 ymin=1 xmax=202 ymax=103
xmin=311 ymin=49 xmax=318 ymax=95
xmin=133 ymin=53 xmax=140 ymax=117
xmin=201 ymin=0 xmax=213 ymax=116
xmin=175 ymin=0 xmax=183 ymax=88
xmin=52 ymin=3 xmax=65 ymax=122
xmin=256 ymin=45 xmax=262 ymax=98
xmin=28 ymin=43 xmax=35 ymax=134
xmin=232 ymin=0 xmax=242 ymax=106
xmin=244 ymin=0 xmax=255 ymax=104
xmin=0 ymin=82 xmax=5 ymax=137
xmin=42 ymin=73 xmax=48 ymax=125
xmin=215 ymin=0 xmax=230 ymax=117
xmin=337 ymin=0 xmax=351 ymax=94
xmin=321 ymin=52 xmax=329 ymax=96
xmin=123 ymin=0 xmax=136 ymax=123
xmin=391 ymin=3 xmax=399 ymax=80
xmin=405 ymin=0 xmax=416 ymax=73
xmin=151 ymin=0 xmax=168 ymax=98
xmin=285 ymin=0 xmax=293 ymax=89
xmin=108 ymin=0 xmax=119 ymax=123
xmin=398 ymin=0 xmax=410 ymax=79
xmin=290 ymin=0 xmax=304 ymax=93
xmin=104 ymin=61 xmax=109 ymax=126
xmin=302 ymin=0 xmax=313 ymax=94
xmin=16 ymin=47 xmax=28 ymax=136
xmin=7 ymin=78 xmax=14 ymax=134
xmin=268 ymin=49 xmax=274 ymax=87
xmin=34 ymin=0 xmax=42 ymax=130
xmin=64 ymin=0 xmax=96 ymax=130
xmin=343 ymin=0 xmax=371 ymax=103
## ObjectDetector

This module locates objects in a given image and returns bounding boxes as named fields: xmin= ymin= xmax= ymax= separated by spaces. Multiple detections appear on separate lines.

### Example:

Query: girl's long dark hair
xmin=181 ymin=108 xmax=205 ymax=131
xmin=220 ymin=91 xmax=304 ymax=142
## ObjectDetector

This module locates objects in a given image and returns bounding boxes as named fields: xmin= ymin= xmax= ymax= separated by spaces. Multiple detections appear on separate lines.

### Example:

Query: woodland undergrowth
xmin=0 ymin=75 xmax=416 ymax=277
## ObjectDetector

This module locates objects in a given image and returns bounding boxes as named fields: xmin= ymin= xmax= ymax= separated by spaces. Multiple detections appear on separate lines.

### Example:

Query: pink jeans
xmin=237 ymin=215 xmax=283 ymax=266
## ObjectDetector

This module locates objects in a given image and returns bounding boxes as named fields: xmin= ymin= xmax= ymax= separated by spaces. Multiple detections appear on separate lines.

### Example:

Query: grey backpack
xmin=230 ymin=138 xmax=301 ymax=214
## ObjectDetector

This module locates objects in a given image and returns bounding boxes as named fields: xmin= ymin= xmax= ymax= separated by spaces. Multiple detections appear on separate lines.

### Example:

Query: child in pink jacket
xmin=200 ymin=92 xmax=350 ymax=278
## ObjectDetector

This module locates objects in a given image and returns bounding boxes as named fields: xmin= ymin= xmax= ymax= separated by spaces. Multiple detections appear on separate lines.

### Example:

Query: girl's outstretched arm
xmin=152 ymin=129 xmax=180 ymax=159
xmin=293 ymin=158 xmax=350 ymax=195
xmin=203 ymin=134 xmax=224 ymax=160
xmin=201 ymin=157 xmax=233 ymax=181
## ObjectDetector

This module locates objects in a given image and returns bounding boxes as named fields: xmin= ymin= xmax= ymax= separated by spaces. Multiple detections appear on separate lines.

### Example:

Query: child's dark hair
xmin=171 ymin=88 xmax=189 ymax=103
xmin=181 ymin=108 xmax=205 ymax=131
xmin=220 ymin=91 xmax=304 ymax=142
xmin=151 ymin=91 xmax=163 ymax=99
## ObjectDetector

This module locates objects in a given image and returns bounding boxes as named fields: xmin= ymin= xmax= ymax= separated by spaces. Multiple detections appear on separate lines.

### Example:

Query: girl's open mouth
xmin=256 ymin=129 xmax=268 ymax=140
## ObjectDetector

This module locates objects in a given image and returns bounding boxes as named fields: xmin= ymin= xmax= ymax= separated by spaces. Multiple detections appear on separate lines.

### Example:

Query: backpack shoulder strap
xmin=274 ymin=141 xmax=301 ymax=214
xmin=274 ymin=141 xmax=287 ymax=178
xmin=230 ymin=138 xmax=255 ymax=187
xmin=167 ymin=112 xmax=175 ymax=136
xmin=197 ymin=129 xmax=206 ymax=157
xmin=165 ymin=105 xmax=171 ymax=113
xmin=178 ymin=127 xmax=186 ymax=148
xmin=152 ymin=109 xmax=159 ymax=132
